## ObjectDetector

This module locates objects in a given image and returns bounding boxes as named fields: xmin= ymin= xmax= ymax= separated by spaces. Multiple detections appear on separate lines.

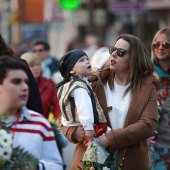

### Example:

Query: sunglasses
xmin=152 ymin=41 xmax=170 ymax=49
xmin=33 ymin=48 xmax=46 ymax=53
xmin=109 ymin=46 xmax=129 ymax=57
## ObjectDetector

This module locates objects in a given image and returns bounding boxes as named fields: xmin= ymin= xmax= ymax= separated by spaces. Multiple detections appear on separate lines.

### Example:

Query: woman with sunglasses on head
xmin=59 ymin=34 xmax=158 ymax=170
xmin=149 ymin=27 xmax=170 ymax=170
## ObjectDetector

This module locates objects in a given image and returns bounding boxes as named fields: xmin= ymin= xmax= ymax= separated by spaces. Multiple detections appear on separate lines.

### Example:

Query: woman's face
xmin=29 ymin=61 xmax=41 ymax=80
xmin=110 ymin=39 xmax=130 ymax=74
xmin=153 ymin=33 xmax=170 ymax=61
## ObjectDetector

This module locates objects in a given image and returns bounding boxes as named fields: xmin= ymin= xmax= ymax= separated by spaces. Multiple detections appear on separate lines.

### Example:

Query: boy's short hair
xmin=33 ymin=40 xmax=50 ymax=51
xmin=0 ymin=56 xmax=29 ymax=84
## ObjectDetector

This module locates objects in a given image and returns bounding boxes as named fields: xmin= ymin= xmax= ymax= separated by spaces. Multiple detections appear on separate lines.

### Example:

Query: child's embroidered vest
xmin=57 ymin=75 xmax=107 ymax=123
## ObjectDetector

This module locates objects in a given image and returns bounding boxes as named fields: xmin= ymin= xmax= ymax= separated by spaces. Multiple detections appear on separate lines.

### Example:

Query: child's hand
xmin=84 ymin=130 xmax=95 ymax=146
xmin=85 ymin=130 xmax=95 ymax=139
xmin=72 ymin=126 xmax=86 ymax=143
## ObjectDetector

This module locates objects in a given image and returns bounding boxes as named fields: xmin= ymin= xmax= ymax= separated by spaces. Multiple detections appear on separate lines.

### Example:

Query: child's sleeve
xmin=71 ymin=88 xmax=94 ymax=130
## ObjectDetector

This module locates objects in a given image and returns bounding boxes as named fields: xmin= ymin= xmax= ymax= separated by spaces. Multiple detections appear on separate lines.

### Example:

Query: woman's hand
xmin=97 ymin=135 xmax=109 ymax=148
xmin=72 ymin=126 xmax=86 ymax=143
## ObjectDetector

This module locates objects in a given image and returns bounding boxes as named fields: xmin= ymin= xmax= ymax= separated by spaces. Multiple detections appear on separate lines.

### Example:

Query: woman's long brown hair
xmin=108 ymin=34 xmax=154 ymax=95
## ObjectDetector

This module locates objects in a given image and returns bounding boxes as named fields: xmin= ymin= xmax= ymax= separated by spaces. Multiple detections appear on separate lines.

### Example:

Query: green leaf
xmin=78 ymin=155 xmax=123 ymax=170
xmin=1 ymin=146 xmax=38 ymax=170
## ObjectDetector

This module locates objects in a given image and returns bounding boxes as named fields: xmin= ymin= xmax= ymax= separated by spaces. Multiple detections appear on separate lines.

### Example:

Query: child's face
xmin=71 ymin=56 xmax=92 ymax=77
xmin=0 ymin=69 xmax=29 ymax=110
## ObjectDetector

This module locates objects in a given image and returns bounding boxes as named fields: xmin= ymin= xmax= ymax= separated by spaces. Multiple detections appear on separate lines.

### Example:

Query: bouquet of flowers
xmin=77 ymin=138 xmax=113 ymax=170
xmin=0 ymin=124 xmax=38 ymax=170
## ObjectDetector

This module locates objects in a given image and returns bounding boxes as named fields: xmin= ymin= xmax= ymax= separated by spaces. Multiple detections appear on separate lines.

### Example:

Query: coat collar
xmin=89 ymin=68 xmax=110 ymax=84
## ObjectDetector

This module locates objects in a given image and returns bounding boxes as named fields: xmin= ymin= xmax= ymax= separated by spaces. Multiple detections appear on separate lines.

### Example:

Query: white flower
xmin=0 ymin=146 xmax=12 ymax=160
xmin=0 ymin=132 xmax=12 ymax=147
xmin=0 ymin=129 xmax=8 ymax=138
xmin=0 ymin=146 xmax=3 ymax=157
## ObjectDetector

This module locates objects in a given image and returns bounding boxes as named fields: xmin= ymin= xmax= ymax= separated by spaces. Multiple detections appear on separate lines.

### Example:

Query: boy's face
xmin=71 ymin=55 xmax=92 ymax=77
xmin=0 ymin=69 xmax=29 ymax=110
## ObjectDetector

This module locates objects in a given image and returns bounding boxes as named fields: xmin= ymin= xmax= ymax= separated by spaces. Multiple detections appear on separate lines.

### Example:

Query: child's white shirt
xmin=62 ymin=76 xmax=111 ymax=133
xmin=61 ymin=77 xmax=94 ymax=130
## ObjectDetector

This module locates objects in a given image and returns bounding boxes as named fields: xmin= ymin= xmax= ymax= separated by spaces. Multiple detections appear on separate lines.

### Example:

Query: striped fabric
xmin=10 ymin=109 xmax=63 ymax=170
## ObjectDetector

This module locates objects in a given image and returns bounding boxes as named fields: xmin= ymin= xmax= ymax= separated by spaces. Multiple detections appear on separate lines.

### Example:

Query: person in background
xmin=149 ymin=27 xmax=170 ymax=170
xmin=32 ymin=40 xmax=59 ymax=79
xmin=90 ymin=46 xmax=110 ymax=72
xmin=66 ymin=37 xmax=83 ymax=52
xmin=0 ymin=33 xmax=43 ymax=114
xmin=20 ymin=52 xmax=61 ymax=119
xmin=59 ymin=34 xmax=158 ymax=170
xmin=0 ymin=56 xmax=63 ymax=170
xmin=83 ymin=34 xmax=99 ymax=61
xmin=19 ymin=41 xmax=33 ymax=55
